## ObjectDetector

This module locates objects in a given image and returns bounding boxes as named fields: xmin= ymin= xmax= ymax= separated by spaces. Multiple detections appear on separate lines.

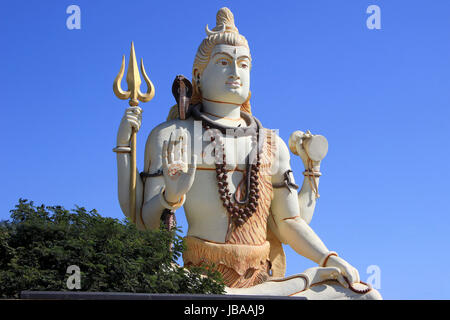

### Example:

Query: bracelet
xmin=302 ymin=169 xmax=322 ymax=177
xmin=304 ymin=159 xmax=321 ymax=199
xmin=319 ymin=251 xmax=338 ymax=267
xmin=113 ymin=146 xmax=131 ymax=153
xmin=159 ymin=186 xmax=186 ymax=210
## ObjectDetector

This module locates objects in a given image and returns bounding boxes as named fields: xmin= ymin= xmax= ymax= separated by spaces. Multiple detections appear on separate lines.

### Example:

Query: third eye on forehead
xmin=211 ymin=45 xmax=250 ymax=61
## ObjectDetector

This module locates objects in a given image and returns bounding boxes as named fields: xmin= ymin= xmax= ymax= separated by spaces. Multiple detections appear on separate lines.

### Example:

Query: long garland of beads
xmin=203 ymin=122 xmax=261 ymax=227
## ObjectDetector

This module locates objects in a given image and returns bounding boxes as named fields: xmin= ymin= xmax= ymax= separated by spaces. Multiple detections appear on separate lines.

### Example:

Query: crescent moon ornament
xmin=205 ymin=24 xmax=226 ymax=36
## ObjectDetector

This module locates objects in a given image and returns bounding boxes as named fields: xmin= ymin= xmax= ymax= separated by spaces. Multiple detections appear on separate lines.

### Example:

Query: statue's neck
xmin=201 ymin=98 xmax=242 ymax=121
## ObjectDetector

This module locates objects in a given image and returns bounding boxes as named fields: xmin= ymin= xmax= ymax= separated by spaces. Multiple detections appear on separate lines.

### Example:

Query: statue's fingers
xmin=126 ymin=114 xmax=141 ymax=128
xmin=337 ymin=274 xmax=349 ymax=288
xmin=353 ymin=268 xmax=360 ymax=283
xmin=162 ymin=141 xmax=169 ymax=174
xmin=349 ymin=269 xmax=359 ymax=284
xmin=181 ymin=133 xmax=188 ymax=166
xmin=344 ymin=267 xmax=357 ymax=284
xmin=125 ymin=113 xmax=138 ymax=122
xmin=319 ymin=267 xmax=340 ymax=280
xmin=134 ymin=118 xmax=141 ymax=130
xmin=126 ymin=109 xmax=141 ymax=121
xmin=128 ymin=119 xmax=140 ymax=131
xmin=128 ymin=106 xmax=142 ymax=115
xmin=183 ymin=129 xmax=191 ymax=163
xmin=174 ymin=130 xmax=183 ymax=161
xmin=168 ymin=132 xmax=175 ymax=163
xmin=187 ymin=154 xmax=197 ymax=175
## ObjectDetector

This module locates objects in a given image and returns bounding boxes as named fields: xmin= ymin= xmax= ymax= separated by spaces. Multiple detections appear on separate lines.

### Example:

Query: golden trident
xmin=113 ymin=41 xmax=155 ymax=224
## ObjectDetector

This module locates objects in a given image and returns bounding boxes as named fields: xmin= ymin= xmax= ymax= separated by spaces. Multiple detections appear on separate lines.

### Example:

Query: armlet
xmin=272 ymin=169 xmax=299 ymax=193
xmin=140 ymin=168 xmax=163 ymax=180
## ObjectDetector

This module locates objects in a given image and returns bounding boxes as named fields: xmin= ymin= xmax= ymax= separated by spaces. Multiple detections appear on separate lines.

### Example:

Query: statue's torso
xmin=147 ymin=117 xmax=275 ymax=244
xmin=149 ymin=117 xmax=277 ymax=288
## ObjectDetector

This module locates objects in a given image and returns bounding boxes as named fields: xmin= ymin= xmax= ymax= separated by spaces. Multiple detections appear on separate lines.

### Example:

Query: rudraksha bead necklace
xmin=202 ymin=122 xmax=261 ymax=227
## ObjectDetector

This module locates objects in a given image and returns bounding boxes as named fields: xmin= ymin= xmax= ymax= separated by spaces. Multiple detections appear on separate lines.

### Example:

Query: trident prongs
xmin=113 ymin=41 xmax=155 ymax=107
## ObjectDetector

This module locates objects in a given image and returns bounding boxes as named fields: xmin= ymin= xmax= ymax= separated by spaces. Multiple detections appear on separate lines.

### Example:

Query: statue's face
xmin=198 ymin=44 xmax=251 ymax=104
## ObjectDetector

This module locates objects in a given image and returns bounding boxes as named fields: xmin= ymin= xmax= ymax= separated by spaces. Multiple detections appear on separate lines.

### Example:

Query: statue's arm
xmin=139 ymin=126 xmax=173 ymax=231
xmin=289 ymin=131 xmax=323 ymax=224
xmin=115 ymin=107 xmax=145 ymax=225
xmin=270 ymin=135 xmax=330 ymax=264
xmin=116 ymin=121 xmax=167 ymax=231
xmin=297 ymin=167 xmax=320 ymax=224
xmin=139 ymin=124 xmax=197 ymax=231
xmin=270 ymin=136 xmax=361 ymax=283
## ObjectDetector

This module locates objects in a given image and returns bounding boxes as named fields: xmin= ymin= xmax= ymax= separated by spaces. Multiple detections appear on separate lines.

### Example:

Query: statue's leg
xmin=292 ymin=280 xmax=382 ymax=300
xmin=225 ymin=276 xmax=382 ymax=300
xmin=225 ymin=274 xmax=309 ymax=297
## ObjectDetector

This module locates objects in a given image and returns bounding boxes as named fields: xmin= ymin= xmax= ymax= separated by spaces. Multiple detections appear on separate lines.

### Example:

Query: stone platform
xmin=20 ymin=291 xmax=305 ymax=300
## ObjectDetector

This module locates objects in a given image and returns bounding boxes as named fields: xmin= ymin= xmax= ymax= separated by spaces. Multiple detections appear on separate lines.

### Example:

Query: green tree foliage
xmin=0 ymin=199 xmax=225 ymax=298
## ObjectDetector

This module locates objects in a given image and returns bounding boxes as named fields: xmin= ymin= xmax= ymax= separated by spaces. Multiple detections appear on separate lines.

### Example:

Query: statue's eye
xmin=238 ymin=60 xmax=250 ymax=69
xmin=217 ymin=59 xmax=228 ymax=66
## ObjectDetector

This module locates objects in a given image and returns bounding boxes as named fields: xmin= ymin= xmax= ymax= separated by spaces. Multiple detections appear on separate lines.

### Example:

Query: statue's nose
xmin=229 ymin=61 xmax=239 ymax=78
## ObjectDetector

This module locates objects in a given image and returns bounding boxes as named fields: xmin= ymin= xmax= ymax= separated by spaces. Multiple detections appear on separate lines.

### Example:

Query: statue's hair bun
xmin=206 ymin=7 xmax=239 ymax=36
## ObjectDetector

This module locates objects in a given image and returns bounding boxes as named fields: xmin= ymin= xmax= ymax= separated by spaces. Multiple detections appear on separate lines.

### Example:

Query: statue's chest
xmin=186 ymin=126 xmax=275 ymax=244
xmin=198 ymin=135 xmax=253 ymax=171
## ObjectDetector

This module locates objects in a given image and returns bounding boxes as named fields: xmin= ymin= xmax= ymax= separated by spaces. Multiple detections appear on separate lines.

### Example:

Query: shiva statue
xmin=114 ymin=7 xmax=381 ymax=299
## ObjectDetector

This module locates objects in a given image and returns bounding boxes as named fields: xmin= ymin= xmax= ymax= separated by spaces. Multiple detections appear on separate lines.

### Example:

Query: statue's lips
xmin=225 ymin=81 xmax=241 ymax=88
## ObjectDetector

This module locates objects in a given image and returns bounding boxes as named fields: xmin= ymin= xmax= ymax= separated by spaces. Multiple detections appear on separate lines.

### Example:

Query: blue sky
xmin=0 ymin=0 xmax=449 ymax=299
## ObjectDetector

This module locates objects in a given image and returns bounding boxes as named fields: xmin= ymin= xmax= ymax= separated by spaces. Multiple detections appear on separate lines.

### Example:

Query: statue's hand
xmin=303 ymin=266 xmax=348 ymax=288
xmin=162 ymin=129 xmax=197 ymax=203
xmin=116 ymin=106 xmax=143 ymax=146
xmin=325 ymin=255 xmax=360 ymax=285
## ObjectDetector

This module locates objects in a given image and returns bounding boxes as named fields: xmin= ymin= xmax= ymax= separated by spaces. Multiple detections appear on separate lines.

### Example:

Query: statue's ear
xmin=193 ymin=69 xmax=201 ymax=85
